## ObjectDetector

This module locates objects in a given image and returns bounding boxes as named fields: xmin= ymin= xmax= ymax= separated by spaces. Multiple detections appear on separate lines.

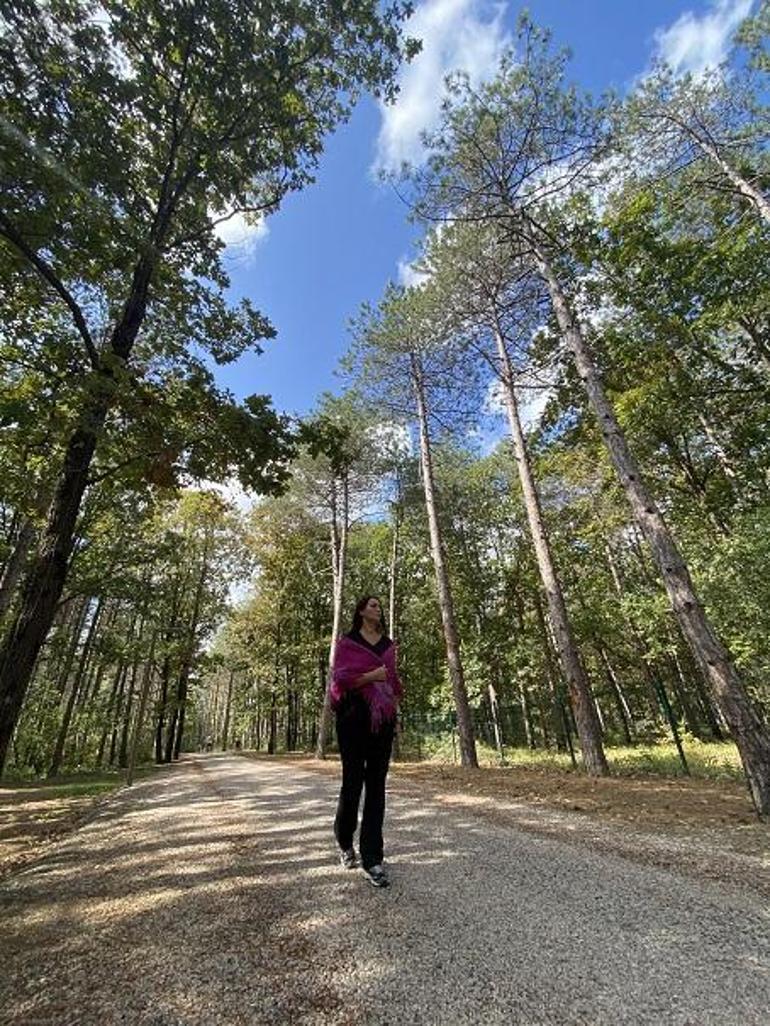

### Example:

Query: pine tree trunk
xmin=495 ymin=326 xmax=608 ymax=774
xmin=388 ymin=494 xmax=402 ymax=760
xmin=285 ymin=684 xmax=293 ymax=751
xmin=75 ymin=600 xmax=117 ymax=721
xmin=222 ymin=669 xmax=235 ymax=750
xmin=118 ymin=657 xmax=140 ymax=769
xmin=49 ymin=598 xmax=90 ymax=704
xmin=388 ymin=497 xmax=400 ymax=636
xmin=596 ymin=643 xmax=634 ymax=745
xmin=488 ymin=683 xmax=505 ymax=763
xmin=75 ymin=661 xmax=107 ymax=765
xmin=164 ymin=705 xmax=178 ymax=763
xmin=165 ymin=663 xmax=190 ymax=764
xmin=255 ymin=682 xmax=262 ymax=751
xmin=696 ymin=135 xmax=770 ymax=225
xmin=126 ymin=631 xmax=157 ymax=786
xmin=97 ymin=660 xmax=125 ymax=767
xmin=519 ymin=680 xmax=536 ymax=749
xmin=316 ymin=472 xmax=349 ymax=758
xmin=169 ymin=537 xmax=209 ymax=762
xmin=0 ymin=518 xmax=36 ymax=624
xmin=533 ymin=589 xmax=570 ymax=755
xmin=48 ymin=596 xmax=104 ymax=777
xmin=268 ymin=690 xmax=277 ymax=755
xmin=411 ymin=353 xmax=478 ymax=768
xmin=536 ymin=245 xmax=770 ymax=815
xmin=173 ymin=673 xmax=187 ymax=760
xmin=155 ymin=654 xmax=171 ymax=762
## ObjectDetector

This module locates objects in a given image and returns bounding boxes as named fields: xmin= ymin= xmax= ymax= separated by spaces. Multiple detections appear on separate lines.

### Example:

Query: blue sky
xmin=213 ymin=0 xmax=754 ymax=420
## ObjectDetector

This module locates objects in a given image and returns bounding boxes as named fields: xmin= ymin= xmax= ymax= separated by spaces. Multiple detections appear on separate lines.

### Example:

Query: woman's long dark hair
xmin=351 ymin=594 xmax=388 ymax=636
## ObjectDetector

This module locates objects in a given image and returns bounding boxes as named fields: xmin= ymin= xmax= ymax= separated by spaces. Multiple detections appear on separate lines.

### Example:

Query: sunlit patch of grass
xmin=400 ymin=732 xmax=744 ymax=781
xmin=0 ymin=765 xmax=158 ymax=800
xmin=607 ymin=740 xmax=744 ymax=780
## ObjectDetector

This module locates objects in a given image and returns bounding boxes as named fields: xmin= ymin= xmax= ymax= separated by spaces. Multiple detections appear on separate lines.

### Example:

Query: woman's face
xmin=362 ymin=597 xmax=382 ymax=627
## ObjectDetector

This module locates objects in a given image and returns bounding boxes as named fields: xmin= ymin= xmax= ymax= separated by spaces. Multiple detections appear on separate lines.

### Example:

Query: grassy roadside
xmin=399 ymin=735 xmax=746 ymax=780
xmin=0 ymin=765 xmax=160 ymax=879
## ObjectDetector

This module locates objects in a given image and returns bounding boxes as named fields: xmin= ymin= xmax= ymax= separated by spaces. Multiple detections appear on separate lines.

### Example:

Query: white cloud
xmin=485 ymin=377 xmax=552 ymax=432
xmin=375 ymin=0 xmax=510 ymax=172
xmin=652 ymin=0 xmax=753 ymax=76
xmin=397 ymin=256 xmax=431 ymax=288
xmin=518 ymin=386 xmax=552 ymax=431
xmin=214 ymin=210 xmax=269 ymax=262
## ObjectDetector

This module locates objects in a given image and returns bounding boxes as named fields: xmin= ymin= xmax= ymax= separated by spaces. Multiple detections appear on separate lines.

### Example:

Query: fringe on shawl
xmin=330 ymin=636 xmax=401 ymax=731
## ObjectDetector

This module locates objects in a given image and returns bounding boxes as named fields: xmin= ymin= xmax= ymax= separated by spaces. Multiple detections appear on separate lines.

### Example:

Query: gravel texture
xmin=1 ymin=753 xmax=769 ymax=1025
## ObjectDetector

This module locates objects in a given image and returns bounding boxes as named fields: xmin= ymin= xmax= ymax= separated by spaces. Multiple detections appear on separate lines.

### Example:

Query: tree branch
xmin=0 ymin=212 xmax=99 ymax=368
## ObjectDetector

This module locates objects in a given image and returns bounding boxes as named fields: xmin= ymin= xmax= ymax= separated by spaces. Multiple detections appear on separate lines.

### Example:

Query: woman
xmin=330 ymin=595 xmax=402 ymax=888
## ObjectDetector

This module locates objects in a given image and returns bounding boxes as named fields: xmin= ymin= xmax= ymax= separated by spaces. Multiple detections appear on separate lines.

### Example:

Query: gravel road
xmin=2 ymin=753 xmax=769 ymax=1026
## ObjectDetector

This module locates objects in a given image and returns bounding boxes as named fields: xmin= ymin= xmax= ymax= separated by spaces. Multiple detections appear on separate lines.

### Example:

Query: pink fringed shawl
xmin=330 ymin=635 xmax=403 ymax=731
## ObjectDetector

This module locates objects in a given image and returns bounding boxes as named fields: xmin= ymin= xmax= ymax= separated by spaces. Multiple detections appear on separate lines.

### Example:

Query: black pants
xmin=334 ymin=696 xmax=394 ymax=870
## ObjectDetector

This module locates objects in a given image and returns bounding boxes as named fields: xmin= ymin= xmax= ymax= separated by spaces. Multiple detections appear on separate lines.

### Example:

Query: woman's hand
xmin=353 ymin=665 xmax=388 ymax=686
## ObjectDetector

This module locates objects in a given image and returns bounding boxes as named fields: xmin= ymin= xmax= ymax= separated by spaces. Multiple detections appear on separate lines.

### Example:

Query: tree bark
xmin=267 ymin=690 xmax=277 ymax=754
xmin=172 ymin=674 xmax=188 ymax=760
xmin=316 ymin=471 xmax=349 ymax=758
xmin=48 ymin=596 xmax=104 ymax=777
xmin=487 ymin=682 xmax=505 ymax=764
xmin=155 ymin=654 xmax=171 ymax=762
xmin=169 ymin=534 xmax=210 ymax=761
xmin=118 ymin=655 xmax=140 ymax=769
xmin=388 ymin=486 xmax=403 ymax=760
xmin=595 ymin=643 xmax=634 ymax=745
xmin=495 ymin=325 xmax=608 ymax=774
xmin=695 ymin=134 xmax=770 ymax=225
xmin=536 ymin=245 xmax=770 ymax=815
xmin=518 ymin=680 xmax=536 ymax=749
xmin=52 ymin=597 xmax=90 ymax=700
xmin=126 ymin=630 xmax=158 ymax=786
xmin=75 ymin=660 xmax=107 ymax=765
xmin=0 ymin=518 xmax=36 ymax=625
xmin=0 ymin=373 xmax=116 ymax=774
xmin=411 ymin=353 xmax=478 ymax=768
xmin=96 ymin=660 xmax=125 ymax=767
xmin=222 ymin=668 xmax=235 ymax=750
xmin=532 ymin=588 xmax=572 ymax=758
xmin=164 ymin=695 xmax=179 ymax=763
xmin=0 ymin=239 xmax=158 ymax=776
xmin=388 ymin=485 xmax=401 ymax=636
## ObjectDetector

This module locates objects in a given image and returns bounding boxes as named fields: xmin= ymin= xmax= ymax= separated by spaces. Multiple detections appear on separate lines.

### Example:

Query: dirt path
xmin=2 ymin=754 xmax=769 ymax=1025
